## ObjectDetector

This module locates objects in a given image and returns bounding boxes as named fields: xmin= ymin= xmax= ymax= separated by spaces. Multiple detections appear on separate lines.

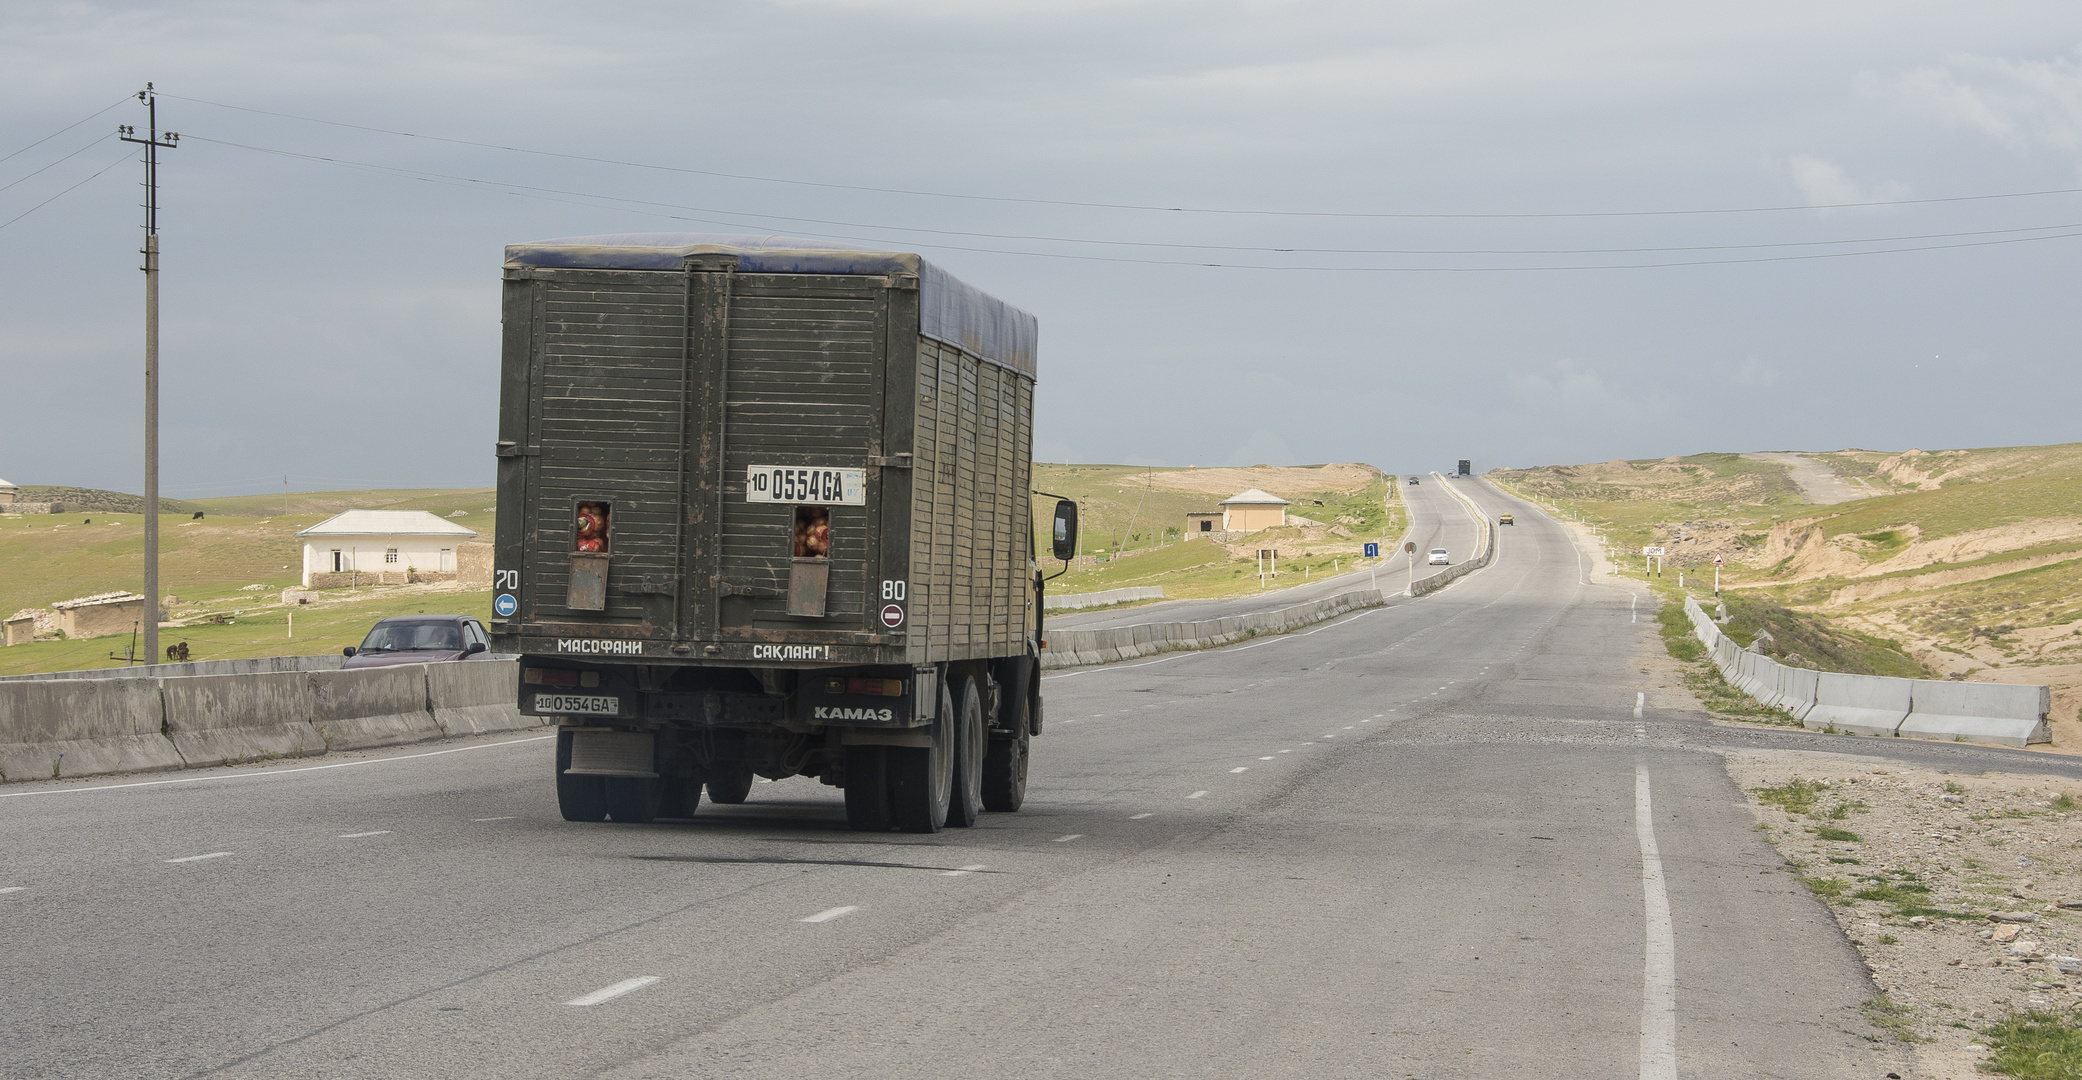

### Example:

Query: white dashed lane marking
xmin=565 ymin=976 xmax=661 ymax=1007
xmin=940 ymin=865 xmax=988 ymax=877
xmin=165 ymin=852 xmax=232 ymax=864
xmin=471 ymin=816 xmax=516 ymax=822
xmin=339 ymin=830 xmax=391 ymax=839
xmin=800 ymin=906 xmax=859 ymax=924
xmin=1130 ymin=813 xmax=1154 ymax=820
xmin=1258 ymin=756 xmax=1274 ymax=761
xmin=1229 ymin=767 xmax=1249 ymax=773
xmin=1053 ymin=834 xmax=1084 ymax=843
xmin=0 ymin=887 xmax=24 ymax=895
xmin=1187 ymin=790 xmax=1208 ymax=799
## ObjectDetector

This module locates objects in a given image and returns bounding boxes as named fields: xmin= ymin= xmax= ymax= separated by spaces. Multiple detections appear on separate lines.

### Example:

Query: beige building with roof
xmin=0 ymin=478 xmax=17 ymax=506
xmin=298 ymin=510 xmax=480 ymax=587
xmin=51 ymin=592 xmax=148 ymax=639
xmin=1219 ymin=489 xmax=1291 ymax=533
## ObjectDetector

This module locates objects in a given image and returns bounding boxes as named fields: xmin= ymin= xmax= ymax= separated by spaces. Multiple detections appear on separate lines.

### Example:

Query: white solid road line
xmin=565 ymin=976 xmax=662 ymax=1007
xmin=338 ymin=830 xmax=391 ymax=838
xmin=0 ymin=734 xmax=555 ymax=799
xmin=165 ymin=852 xmax=233 ymax=864
xmin=1635 ymin=764 xmax=1678 ymax=1080
xmin=800 ymin=906 xmax=859 ymax=923
xmin=1635 ymin=692 xmax=1646 ymax=719
xmin=471 ymin=816 xmax=517 ymax=822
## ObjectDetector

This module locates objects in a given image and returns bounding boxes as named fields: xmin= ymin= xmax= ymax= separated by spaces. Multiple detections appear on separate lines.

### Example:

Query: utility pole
xmin=119 ymin=85 xmax=178 ymax=666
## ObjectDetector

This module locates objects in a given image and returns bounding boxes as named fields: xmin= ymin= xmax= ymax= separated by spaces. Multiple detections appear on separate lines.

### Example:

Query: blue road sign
xmin=1363 ymin=543 xmax=1379 ymax=558
xmin=494 ymin=593 xmax=518 ymax=617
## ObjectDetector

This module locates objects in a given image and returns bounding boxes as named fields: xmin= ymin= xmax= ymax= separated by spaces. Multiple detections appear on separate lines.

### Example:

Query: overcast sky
xmin=3 ymin=2 xmax=2078 ymax=495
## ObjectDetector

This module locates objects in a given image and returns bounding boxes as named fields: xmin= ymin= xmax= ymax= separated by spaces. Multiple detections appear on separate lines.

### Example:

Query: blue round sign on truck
xmin=494 ymin=593 xmax=518 ymax=617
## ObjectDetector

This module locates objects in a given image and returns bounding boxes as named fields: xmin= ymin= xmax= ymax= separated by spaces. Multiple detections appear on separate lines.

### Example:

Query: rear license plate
xmin=533 ymin=693 xmax=620 ymax=716
xmin=746 ymin=466 xmax=865 ymax=505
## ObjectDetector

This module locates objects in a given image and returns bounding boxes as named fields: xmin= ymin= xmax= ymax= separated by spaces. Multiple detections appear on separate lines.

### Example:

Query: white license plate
xmin=534 ymin=693 xmax=620 ymax=716
xmin=746 ymin=466 xmax=865 ymax=505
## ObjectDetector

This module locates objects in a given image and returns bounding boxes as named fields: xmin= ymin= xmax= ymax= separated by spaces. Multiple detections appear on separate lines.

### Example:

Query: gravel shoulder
xmin=1724 ymin=747 xmax=2082 ymax=1078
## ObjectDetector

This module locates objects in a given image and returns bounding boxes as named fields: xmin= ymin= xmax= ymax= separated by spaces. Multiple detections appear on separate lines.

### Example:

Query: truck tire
xmin=657 ymin=776 xmax=703 ymax=819
xmin=844 ymin=745 xmax=892 ymax=831
xmin=604 ymin=777 xmax=662 ymax=823
xmin=707 ymin=767 xmax=756 ymax=805
xmin=982 ymin=695 xmax=1029 ymax=812
xmin=889 ymin=680 xmax=954 ymax=833
xmin=556 ymin=729 xmax=607 ymax=822
xmin=946 ymin=677 xmax=986 ymax=828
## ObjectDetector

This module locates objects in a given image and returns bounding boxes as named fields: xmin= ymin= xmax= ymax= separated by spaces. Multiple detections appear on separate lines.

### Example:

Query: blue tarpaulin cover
xmin=505 ymin=233 xmax=1038 ymax=379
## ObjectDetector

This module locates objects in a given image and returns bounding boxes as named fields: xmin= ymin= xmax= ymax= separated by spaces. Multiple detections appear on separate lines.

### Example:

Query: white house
xmin=298 ymin=510 xmax=480 ymax=587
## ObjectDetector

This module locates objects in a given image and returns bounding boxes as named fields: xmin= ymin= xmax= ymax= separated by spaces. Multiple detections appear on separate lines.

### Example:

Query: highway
xmin=12 ymin=482 xmax=2082 ymax=1077
xmin=1050 ymin=472 xmax=1483 ymax=632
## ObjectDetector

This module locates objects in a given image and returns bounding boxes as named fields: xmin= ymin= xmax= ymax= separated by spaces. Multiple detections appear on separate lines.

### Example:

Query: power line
xmin=183 ymin=134 xmax=2082 ymax=272
xmin=0 ymin=146 xmax=134 ymax=232
xmin=1 ymin=132 xmax=116 ymax=194
xmin=0 ymin=94 xmax=134 ymax=167
xmin=164 ymin=91 xmax=2082 ymax=221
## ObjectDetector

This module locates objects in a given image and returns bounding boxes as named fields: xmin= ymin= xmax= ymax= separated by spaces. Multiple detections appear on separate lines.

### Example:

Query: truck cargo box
xmin=490 ymin=234 xmax=1039 ymax=673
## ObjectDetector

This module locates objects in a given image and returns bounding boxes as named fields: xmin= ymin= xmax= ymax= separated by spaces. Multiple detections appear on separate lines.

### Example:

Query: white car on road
xmin=1428 ymin=548 xmax=1450 ymax=565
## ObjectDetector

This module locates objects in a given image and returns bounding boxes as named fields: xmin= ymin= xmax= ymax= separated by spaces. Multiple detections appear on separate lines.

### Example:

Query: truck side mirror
xmin=1051 ymin=500 xmax=1078 ymax=562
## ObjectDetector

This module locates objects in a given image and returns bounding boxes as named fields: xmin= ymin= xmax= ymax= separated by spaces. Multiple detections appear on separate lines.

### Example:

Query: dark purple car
xmin=342 ymin=615 xmax=492 ymax=669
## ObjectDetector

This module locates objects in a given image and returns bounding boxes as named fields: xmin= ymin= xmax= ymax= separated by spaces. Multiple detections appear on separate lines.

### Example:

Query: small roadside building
xmin=52 ymin=592 xmax=147 ymax=639
xmin=0 ymin=478 xmax=16 ymax=506
xmin=1184 ymin=512 xmax=1223 ymax=536
xmin=298 ymin=510 xmax=480 ymax=587
xmin=1219 ymin=489 xmax=1291 ymax=533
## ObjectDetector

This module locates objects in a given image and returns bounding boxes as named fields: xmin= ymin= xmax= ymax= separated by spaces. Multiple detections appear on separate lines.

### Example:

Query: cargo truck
xmin=488 ymin=234 xmax=1072 ymax=833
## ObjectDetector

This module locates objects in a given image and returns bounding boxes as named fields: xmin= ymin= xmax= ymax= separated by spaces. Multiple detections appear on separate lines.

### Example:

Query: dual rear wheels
xmin=847 ymin=674 xmax=995 ymax=833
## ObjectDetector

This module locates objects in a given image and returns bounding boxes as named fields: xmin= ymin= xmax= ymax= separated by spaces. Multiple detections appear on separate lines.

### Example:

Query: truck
xmin=488 ymin=233 xmax=1073 ymax=833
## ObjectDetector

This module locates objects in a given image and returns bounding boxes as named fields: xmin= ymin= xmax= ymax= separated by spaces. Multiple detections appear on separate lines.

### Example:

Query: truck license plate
xmin=746 ymin=466 xmax=865 ymax=505
xmin=533 ymin=693 xmax=620 ymax=716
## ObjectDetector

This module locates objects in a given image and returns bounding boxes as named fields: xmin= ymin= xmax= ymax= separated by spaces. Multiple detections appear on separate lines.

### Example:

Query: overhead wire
xmin=2 ymin=132 xmax=118 ymax=194
xmin=0 ymin=95 xmax=134 ymax=168
xmin=0 ymin=145 xmax=137 ymax=233
xmin=164 ymin=91 xmax=2082 ymax=221
xmin=184 ymin=134 xmax=2082 ymax=272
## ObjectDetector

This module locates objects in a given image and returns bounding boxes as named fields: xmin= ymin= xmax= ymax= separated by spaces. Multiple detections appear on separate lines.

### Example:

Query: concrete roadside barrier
xmin=1804 ymin=672 xmax=1912 ymax=737
xmin=1040 ymin=588 xmax=1388 ymax=670
xmin=1900 ymin=680 xmax=2052 ymax=747
xmin=161 ymin=672 xmax=325 ymax=766
xmin=1044 ymin=586 xmax=1163 ymax=611
xmin=428 ymin=659 xmax=532 ymax=736
xmin=0 ymin=653 xmax=346 ymax=683
xmin=308 ymin=665 xmax=443 ymax=751
xmin=1776 ymin=666 xmax=1820 ymax=722
xmin=0 ymin=678 xmax=184 ymax=781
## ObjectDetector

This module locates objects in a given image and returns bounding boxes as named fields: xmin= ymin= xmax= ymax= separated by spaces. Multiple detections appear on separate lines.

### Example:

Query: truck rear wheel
xmin=982 ymin=695 xmax=1030 ymax=812
xmin=889 ymin=681 xmax=954 ymax=833
xmin=946 ymin=678 xmax=986 ymax=828
xmin=844 ymin=745 xmax=892 ymax=831
xmin=604 ymin=777 xmax=662 ymax=823
xmin=707 ymin=767 xmax=756 ymax=805
xmin=556 ymin=730 xmax=607 ymax=822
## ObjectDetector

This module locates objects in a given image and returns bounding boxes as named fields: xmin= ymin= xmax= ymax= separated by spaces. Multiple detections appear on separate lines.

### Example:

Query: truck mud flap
xmin=564 ymin=729 xmax=659 ymax=778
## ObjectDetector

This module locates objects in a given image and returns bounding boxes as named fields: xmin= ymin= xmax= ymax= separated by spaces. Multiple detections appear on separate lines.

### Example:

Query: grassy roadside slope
xmin=1494 ymin=444 xmax=2082 ymax=736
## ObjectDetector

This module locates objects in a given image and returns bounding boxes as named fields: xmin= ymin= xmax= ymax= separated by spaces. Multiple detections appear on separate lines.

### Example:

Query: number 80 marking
xmin=881 ymin=580 xmax=906 ymax=601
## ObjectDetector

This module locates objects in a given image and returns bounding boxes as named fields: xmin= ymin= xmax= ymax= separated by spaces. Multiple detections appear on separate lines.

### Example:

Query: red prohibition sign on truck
xmin=880 ymin=604 xmax=905 ymax=628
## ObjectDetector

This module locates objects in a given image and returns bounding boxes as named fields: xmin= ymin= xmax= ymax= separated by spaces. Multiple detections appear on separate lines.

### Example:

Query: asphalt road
xmin=1050 ymin=472 xmax=1482 ymax=632
xmin=12 ymin=480 xmax=2082 ymax=1077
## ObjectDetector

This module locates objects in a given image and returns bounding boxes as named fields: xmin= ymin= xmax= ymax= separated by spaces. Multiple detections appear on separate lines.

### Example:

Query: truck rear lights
xmin=523 ymin=667 xmax=580 ymax=687
xmin=575 ymin=501 xmax=610 ymax=553
xmin=847 ymin=677 xmax=905 ymax=697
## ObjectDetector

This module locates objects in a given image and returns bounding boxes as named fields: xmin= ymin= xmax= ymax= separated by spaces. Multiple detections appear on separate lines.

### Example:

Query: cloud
xmin=1873 ymin=45 xmax=2082 ymax=152
xmin=1786 ymin=155 xmax=1908 ymax=206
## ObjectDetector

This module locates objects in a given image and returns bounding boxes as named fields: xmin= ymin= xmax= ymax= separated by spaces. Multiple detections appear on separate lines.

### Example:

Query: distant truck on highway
xmin=488 ymin=234 xmax=1068 ymax=834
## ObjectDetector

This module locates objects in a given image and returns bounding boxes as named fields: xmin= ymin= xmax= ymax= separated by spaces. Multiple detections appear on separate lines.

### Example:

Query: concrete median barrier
xmin=308 ymin=665 xmax=443 ymax=751
xmin=1804 ymin=672 xmax=1912 ymax=737
xmin=1039 ymin=588 xmax=1388 ymax=670
xmin=1899 ymin=681 xmax=2052 ymax=747
xmin=428 ymin=659 xmax=531 ymax=736
xmin=161 ymin=672 xmax=325 ymax=766
xmin=1044 ymin=586 xmax=1164 ymax=611
xmin=0 ymin=678 xmax=184 ymax=782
